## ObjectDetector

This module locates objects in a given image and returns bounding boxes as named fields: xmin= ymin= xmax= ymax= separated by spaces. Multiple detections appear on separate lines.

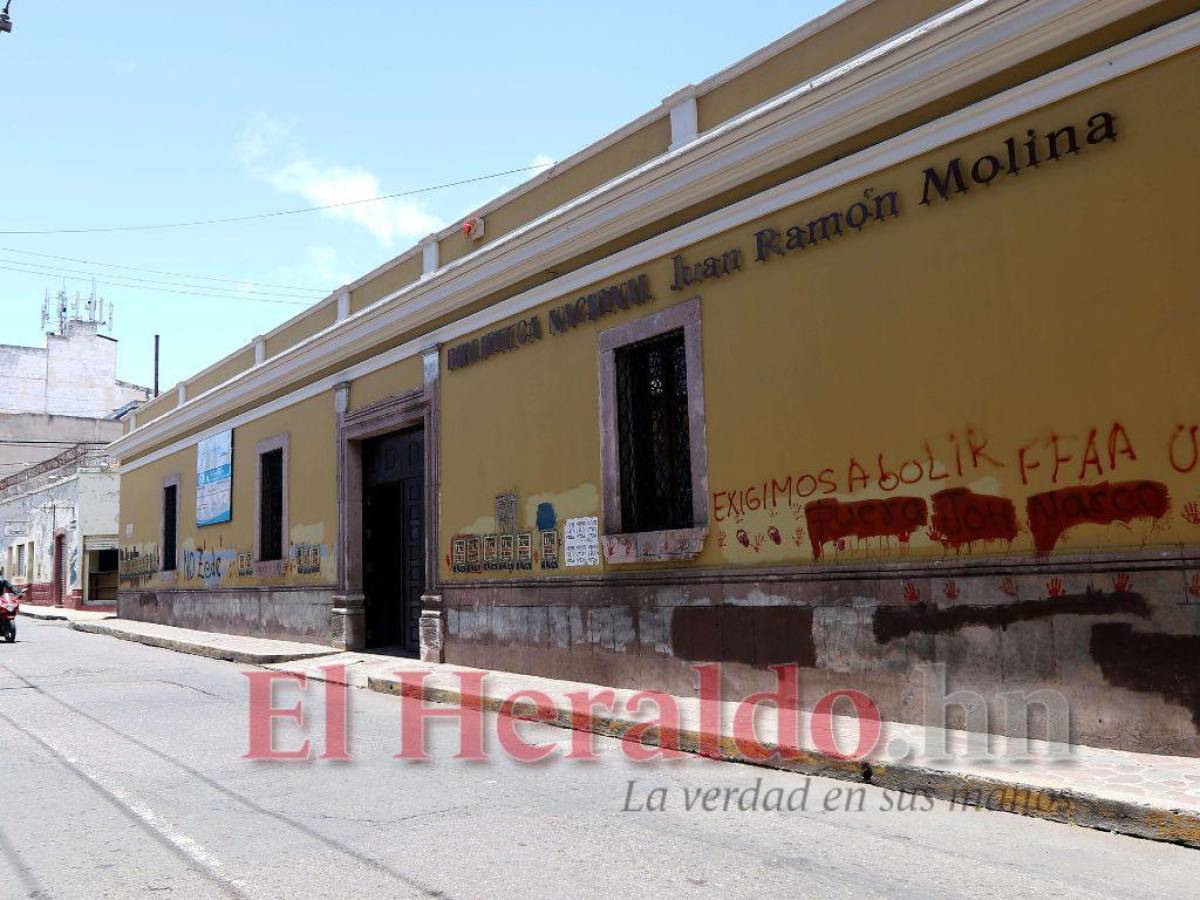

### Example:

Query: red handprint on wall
xmin=902 ymin=581 xmax=920 ymax=604
xmin=943 ymin=580 xmax=960 ymax=600
xmin=793 ymin=526 xmax=806 ymax=548
xmin=1112 ymin=572 xmax=1132 ymax=593
xmin=767 ymin=526 xmax=782 ymax=546
xmin=1046 ymin=577 xmax=1065 ymax=598
xmin=999 ymin=576 xmax=1018 ymax=597
xmin=1184 ymin=502 xmax=1200 ymax=526
xmin=717 ymin=531 xmax=728 ymax=549
xmin=751 ymin=533 xmax=765 ymax=553
xmin=736 ymin=529 xmax=750 ymax=549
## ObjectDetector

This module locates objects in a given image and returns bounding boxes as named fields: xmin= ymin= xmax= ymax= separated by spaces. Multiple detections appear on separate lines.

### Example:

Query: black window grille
xmin=162 ymin=484 xmax=177 ymax=571
xmin=259 ymin=449 xmax=284 ymax=561
xmin=614 ymin=328 xmax=693 ymax=533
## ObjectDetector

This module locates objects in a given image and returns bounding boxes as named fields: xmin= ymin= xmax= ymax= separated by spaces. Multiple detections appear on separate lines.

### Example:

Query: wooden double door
xmin=362 ymin=426 xmax=425 ymax=652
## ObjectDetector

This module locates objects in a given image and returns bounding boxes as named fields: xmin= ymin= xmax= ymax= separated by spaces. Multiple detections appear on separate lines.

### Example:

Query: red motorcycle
xmin=0 ymin=588 xmax=20 ymax=643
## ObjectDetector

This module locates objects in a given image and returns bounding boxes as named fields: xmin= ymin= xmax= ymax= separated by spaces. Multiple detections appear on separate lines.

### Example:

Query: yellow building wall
xmin=351 ymin=254 xmax=423 ymax=314
xmin=186 ymin=346 xmax=256 ymax=399
xmin=134 ymin=389 xmax=178 ymax=427
xmin=437 ymin=118 xmax=672 ymax=268
xmin=264 ymin=300 xmax=338 ymax=360
xmin=697 ymin=0 xmax=958 ymax=132
xmin=347 ymin=355 xmax=425 ymax=412
xmin=119 ymin=392 xmax=338 ymax=590
xmin=439 ymin=49 xmax=1200 ymax=578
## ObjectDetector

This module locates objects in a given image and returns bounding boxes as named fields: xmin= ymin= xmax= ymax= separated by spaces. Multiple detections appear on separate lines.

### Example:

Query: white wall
xmin=0 ymin=470 xmax=118 ymax=599
xmin=0 ymin=475 xmax=79 ymax=589
xmin=0 ymin=320 xmax=149 ymax=417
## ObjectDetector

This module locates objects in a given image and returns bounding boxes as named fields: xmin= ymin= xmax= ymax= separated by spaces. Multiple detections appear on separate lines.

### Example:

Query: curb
xmin=366 ymin=674 xmax=1200 ymax=849
xmin=20 ymin=608 xmax=70 ymax=622
xmin=20 ymin=608 xmax=115 ymax=623
xmin=70 ymin=621 xmax=337 ymax=665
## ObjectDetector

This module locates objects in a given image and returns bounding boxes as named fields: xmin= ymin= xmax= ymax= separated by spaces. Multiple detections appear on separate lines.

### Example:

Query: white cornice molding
xmin=112 ymin=0 xmax=1185 ymax=466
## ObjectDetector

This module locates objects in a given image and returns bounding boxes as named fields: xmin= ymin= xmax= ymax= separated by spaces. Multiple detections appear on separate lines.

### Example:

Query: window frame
xmin=597 ymin=296 xmax=709 ymax=563
xmin=160 ymin=475 xmax=180 ymax=574
xmin=254 ymin=433 xmax=289 ymax=571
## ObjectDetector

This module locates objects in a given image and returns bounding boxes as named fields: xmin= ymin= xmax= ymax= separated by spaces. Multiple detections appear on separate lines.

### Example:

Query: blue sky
xmin=0 ymin=1 xmax=838 ymax=389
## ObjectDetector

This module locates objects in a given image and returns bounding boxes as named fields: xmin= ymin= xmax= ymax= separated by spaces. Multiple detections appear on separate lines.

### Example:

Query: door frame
xmin=333 ymin=352 xmax=440 ymax=650
xmin=51 ymin=529 xmax=67 ymax=606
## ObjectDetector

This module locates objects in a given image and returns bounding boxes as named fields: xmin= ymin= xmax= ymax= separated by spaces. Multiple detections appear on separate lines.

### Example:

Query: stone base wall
xmin=443 ymin=550 xmax=1200 ymax=757
xmin=60 ymin=589 xmax=86 ymax=610
xmin=21 ymin=582 xmax=52 ymax=606
xmin=118 ymin=587 xmax=335 ymax=644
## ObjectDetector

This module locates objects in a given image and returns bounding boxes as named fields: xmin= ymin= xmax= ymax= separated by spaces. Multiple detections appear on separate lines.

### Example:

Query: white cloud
xmin=304 ymin=246 xmax=351 ymax=285
xmin=531 ymin=153 xmax=555 ymax=170
xmin=237 ymin=117 xmax=442 ymax=248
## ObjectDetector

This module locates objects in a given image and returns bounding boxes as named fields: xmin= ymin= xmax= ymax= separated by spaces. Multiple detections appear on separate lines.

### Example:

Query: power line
xmin=0 ymin=162 xmax=555 ymax=235
xmin=0 ymin=247 xmax=329 ymax=293
xmin=0 ymin=263 xmax=313 ymax=305
xmin=0 ymin=440 xmax=108 ymax=446
xmin=0 ymin=256 xmax=324 ymax=300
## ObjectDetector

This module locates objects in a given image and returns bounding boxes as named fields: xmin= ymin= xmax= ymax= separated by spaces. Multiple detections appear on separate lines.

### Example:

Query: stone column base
xmin=331 ymin=593 xmax=366 ymax=651
xmin=419 ymin=594 xmax=444 ymax=663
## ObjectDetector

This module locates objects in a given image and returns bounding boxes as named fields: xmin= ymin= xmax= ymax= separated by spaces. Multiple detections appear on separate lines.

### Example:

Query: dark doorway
xmin=361 ymin=426 xmax=425 ymax=652
xmin=52 ymin=535 xmax=65 ymax=606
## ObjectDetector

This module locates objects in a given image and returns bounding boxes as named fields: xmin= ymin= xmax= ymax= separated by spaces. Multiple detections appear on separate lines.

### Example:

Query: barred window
xmin=614 ymin=328 xmax=693 ymax=533
xmin=259 ymin=448 xmax=284 ymax=561
xmin=162 ymin=484 xmax=177 ymax=571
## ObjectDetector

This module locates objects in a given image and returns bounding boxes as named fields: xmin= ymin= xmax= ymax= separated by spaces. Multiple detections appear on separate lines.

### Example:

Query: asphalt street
xmin=1 ymin=620 xmax=1198 ymax=899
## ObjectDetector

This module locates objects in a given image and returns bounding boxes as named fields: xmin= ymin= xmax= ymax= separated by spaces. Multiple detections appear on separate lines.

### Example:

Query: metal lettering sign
xmin=196 ymin=430 xmax=233 ymax=526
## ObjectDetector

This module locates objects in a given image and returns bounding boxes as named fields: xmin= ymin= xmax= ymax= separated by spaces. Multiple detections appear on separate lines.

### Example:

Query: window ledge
xmin=603 ymin=527 xmax=708 ymax=564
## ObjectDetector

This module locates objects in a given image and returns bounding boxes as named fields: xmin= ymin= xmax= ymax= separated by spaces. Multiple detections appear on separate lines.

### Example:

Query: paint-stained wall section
xmin=438 ymin=51 xmax=1200 ymax=576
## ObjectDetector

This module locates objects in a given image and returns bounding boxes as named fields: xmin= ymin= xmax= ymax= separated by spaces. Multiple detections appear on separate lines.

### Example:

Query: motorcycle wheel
xmin=4 ymin=624 xmax=13 ymax=643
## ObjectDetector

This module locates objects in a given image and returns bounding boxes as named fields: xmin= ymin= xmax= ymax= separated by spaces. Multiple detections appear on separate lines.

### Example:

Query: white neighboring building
xmin=0 ymin=446 xmax=119 ymax=608
xmin=0 ymin=295 xmax=151 ymax=473
xmin=0 ymin=314 xmax=149 ymax=418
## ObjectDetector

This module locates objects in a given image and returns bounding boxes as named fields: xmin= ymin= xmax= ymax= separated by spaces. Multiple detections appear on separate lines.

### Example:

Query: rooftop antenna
xmin=1 ymin=2 xmax=13 ymax=35
xmin=40 ymin=289 xmax=49 ymax=333
xmin=56 ymin=288 xmax=68 ymax=335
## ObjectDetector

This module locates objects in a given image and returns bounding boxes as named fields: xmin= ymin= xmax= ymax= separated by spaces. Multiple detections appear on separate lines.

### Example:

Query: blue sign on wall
xmin=196 ymin=430 xmax=233 ymax=526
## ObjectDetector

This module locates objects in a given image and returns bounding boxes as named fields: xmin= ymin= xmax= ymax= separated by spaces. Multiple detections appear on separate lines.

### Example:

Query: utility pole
xmin=153 ymin=335 xmax=160 ymax=397
xmin=1 ymin=2 xmax=13 ymax=35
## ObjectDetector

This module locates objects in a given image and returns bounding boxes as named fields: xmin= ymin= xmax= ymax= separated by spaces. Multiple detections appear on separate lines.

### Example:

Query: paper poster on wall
xmin=564 ymin=516 xmax=600 ymax=567
xmin=196 ymin=430 xmax=234 ymax=526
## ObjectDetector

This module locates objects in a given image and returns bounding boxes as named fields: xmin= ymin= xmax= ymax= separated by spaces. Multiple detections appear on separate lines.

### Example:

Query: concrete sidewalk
xmin=273 ymin=651 xmax=1200 ymax=848
xmin=67 ymin=619 xmax=1200 ymax=848
xmin=20 ymin=605 xmax=115 ymax=623
xmin=70 ymin=618 xmax=337 ymax=664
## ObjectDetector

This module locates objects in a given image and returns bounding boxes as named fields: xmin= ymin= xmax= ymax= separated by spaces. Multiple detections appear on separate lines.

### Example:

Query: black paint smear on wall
xmin=873 ymin=591 xmax=1151 ymax=643
xmin=671 ymin=606 xmax=815 ymax=667
xmin=1091 ymin=624 xmax=1200 ymax=727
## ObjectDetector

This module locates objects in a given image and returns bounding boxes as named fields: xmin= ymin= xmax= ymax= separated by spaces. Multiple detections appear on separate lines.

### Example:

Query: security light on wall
xmin=462 ymin=215 xmax=485 ymax=241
